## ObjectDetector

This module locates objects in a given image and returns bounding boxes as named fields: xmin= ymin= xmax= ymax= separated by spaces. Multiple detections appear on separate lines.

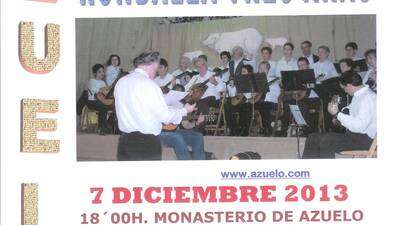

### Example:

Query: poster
xmin=1 ymin=1 xmax=399 ymax=225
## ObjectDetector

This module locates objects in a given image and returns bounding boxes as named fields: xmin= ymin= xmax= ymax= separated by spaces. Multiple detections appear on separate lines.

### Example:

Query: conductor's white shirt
xmin=114 ymin=68 xmax=187 ymax=135
xmin=337 ymin=86 xmax=377 ymax=139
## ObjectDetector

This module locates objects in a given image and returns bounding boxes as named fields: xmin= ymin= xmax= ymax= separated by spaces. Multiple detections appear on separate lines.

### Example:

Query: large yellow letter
xmin=21 ymin=99 xmax=60 ymax=153
xmin=22 ymin=183 xmax=39 ymax=225
xmin=19 ymin=22 xmax=60 ymax=74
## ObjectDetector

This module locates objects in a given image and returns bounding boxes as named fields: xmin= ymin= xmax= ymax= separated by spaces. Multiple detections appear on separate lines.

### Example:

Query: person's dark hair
xmin=198 ymin=54 xmax=208 ymax=62
xmin=172 ymin=84 xmax=185 ymax=92
xmin=283 ymin=42 xmax=294 ymax=50
xmin=261 ymin=46 xmax=273 ymax=55
xmin=159 ymin=58 xmax=168 ymax=68
xmin=339 ymin=58 xmax=355 ymax=70
xmin=92 ymin=64 xmax=104 ymax=75
xmin=301 ymin=40 xmax=312 ymax=47
xmin=133 ymin=52 xmax=160 ymax=68
xmin=258 ymin=61 xmax=271 ymax=71
xmin=364 ymin=49 xmax=377 ymax=58
xmin=297 ymin=57 xmax=310 ymax=65
xmin=339 ymin=71 xmax=363 ymax=87
xmin=220 ymin=51 xmax=231 ymax=61
xmin=242 ymin=64 xmax=254 ymax=74
xmin=107 ymin=54 xmax=121 ymax=66
xmin=345 ymin=42 xmax=358 ymax=50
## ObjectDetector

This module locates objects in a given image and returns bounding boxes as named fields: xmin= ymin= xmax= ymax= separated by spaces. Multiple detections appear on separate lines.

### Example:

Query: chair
xmin=204 ymin=93 xmax=227 ymax=136
xmin=79 ymin=106 xmax=99 ymax=133
xmin=248 ymin=110 xmax=264 ymax=137
xmin=339 ymin=137 xmax=377 ymax=158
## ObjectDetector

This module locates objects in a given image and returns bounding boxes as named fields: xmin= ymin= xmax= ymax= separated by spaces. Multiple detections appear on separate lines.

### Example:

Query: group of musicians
xmin=81 ymin=40 xmax=377 ymax=160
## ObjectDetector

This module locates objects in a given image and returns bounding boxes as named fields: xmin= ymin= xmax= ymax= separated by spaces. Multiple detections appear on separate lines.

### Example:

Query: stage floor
xmin=77 ymin=134 xmax=306 ymax=161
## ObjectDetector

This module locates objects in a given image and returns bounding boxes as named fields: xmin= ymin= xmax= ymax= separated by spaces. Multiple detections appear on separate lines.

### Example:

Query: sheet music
xmin=289 ymin=104 xmax=307 ymax=126
xmin=163 ymin=90 xmax=188 ymax=106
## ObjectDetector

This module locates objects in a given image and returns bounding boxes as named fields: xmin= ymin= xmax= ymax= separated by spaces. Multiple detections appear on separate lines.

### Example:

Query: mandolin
xmin=95 ymin=69 xmax=126 ymax=106
xmin=162 ymin=113 xmax=212 ymax=132
xmin=160 ymin=71 xmax=199 ymax=94
xmin=183 ymin=68 xmax=229 ymax=104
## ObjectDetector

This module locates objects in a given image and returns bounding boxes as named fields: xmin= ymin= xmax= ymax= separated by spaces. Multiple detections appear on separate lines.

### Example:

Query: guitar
xmin=160 ymin=79 xmax=174 ymax=94
xmin=95 ymin=69 xmax=126 ymax=106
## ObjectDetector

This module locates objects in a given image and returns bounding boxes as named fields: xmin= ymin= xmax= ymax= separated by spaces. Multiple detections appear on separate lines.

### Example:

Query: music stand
xmin=281 ymin=69 xmax=316 ymax=92
xmin=234 ymin=73 xmax=269 ymax=94
xmin=281 ymin=69 xmax=316 ymax=159
xmin=314 ymin=77 xmax=346 ymax=101
xmin=234 ymin=73 xmax=268 ymax=136
xmin=353 ymin=59 xmax=369 ymax=72
xmin=334 ymin=63 xmax=341 ymax=74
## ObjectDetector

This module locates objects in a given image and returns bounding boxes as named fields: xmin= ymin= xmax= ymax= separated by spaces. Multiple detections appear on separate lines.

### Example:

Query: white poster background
xmin=1 ymin=0 xmax=399 ymax=225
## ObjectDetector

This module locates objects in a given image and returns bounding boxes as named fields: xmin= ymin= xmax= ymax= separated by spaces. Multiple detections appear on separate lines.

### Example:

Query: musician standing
xmin=259 ymin=46 xmax=276 ymax=77
xmin=275 ymin=42 xmax=298 ymax=78
xmin=302 ymin=71 xmax=376 ymax=159
xmin=313 ymin=45 xmax=338 ymax=83
xmin=219 ymin=51 xmax=231 ymax=83
xmin=275 ymin=42 xmax=298 ymax=136
xmin=114 ymin=52 xmax=196 ymax=161
xmin=301 ymin=41 xmax=319 ymax=67
xmin=228 ymin=46 xmax=256 ymax=80
xmin=105 ymin=54 xmax=122 ymax=86
xmin=154 ymin=58 xmax=179 ymax=89
xmin=345 ymin=42 xmax=364 ymax=60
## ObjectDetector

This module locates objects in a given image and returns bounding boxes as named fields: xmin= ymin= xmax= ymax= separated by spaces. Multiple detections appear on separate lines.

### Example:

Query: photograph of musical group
xmin=76 ymin=16 xmax=377 ymax=161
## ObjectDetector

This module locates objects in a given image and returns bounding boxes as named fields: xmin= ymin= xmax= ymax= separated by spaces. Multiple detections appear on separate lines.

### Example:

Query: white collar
xmin=134 ymin=68 xmax=150 ymax=78
xmin=354 ymin=86 xmax=369 ymax=97
xmin=234 ymin=57 xmax=243 ymax=63
xmin=282 ymin=57 xmax=294 ymax=63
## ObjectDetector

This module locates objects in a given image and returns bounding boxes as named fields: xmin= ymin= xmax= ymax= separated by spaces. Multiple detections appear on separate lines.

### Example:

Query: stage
xmin=77 ymin=134 xmax=306 ymax=161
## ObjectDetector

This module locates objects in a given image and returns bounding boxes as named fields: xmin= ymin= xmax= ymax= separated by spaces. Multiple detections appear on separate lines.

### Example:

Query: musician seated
xmin=296 ymin=57 xmax=321 ymax=134
xmin=185 ymin=55 xmax=224 ymax=112
xmin=297 ymin=57 xmax=318 ymax=99
xmin=237 ymin=65 xmax=264 ymax=136
xmin=259 ymin=61 xmax=277 ymax=136
xmin=105 ymin=54 xmax=122 ymax=86
xmin=171 ymin=56 xmax=193 ymax=86
xmin=302 ymin=71 xmax=376 ymax=159
xmin=86 ymin=64 xmax=113 ymax=135
xmin=338 ymin=58 xmax=355 ymax=74
xmin=364 ymin=49 xmax=377 ymax=90
xmin=154 ymin=58 xmax=179 ymax=92
xmin=160 ymin=87 xmax=206 ymax=160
